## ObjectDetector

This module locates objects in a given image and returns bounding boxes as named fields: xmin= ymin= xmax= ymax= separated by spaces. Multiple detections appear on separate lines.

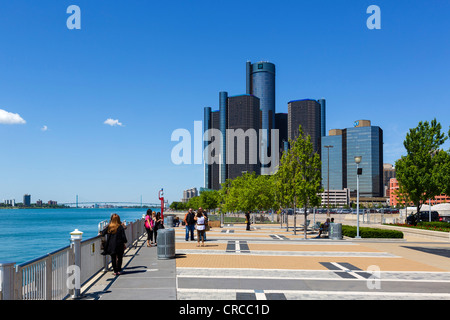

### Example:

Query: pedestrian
xmin=194 ymin=210 xmax=206 ymax=247
xmin=198 ymin=207 xmax=207 ymax=240
xmin=154 ymin=211 xmax=164 ymax=246
xmin=245 ymin=211 xmax=251 ymax=231
xmin=144 ymin=209 xmax=154 ymax=247
xmin=100 ymin=213 xmax=128 ymax=276
xmin=184 ymin=208 xmax=196 ymax=241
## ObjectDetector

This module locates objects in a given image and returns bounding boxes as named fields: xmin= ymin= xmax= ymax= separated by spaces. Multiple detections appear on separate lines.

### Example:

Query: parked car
xmin=406 ymin=211 xmax=441 ymax=225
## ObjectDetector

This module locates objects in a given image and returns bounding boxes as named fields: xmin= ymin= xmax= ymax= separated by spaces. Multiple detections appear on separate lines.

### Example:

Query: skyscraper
xmin=346 ymin=120 xmax=383 ymax=198
xmin=321 ymin=120 xmax=384 ymax=198
xmin=287 ymin=99 xmax=322 ymax=155
xmin=23 ymin=194 xmax=31 ymax=206
xmin=226 ymin=94 xmax=261 ymax=180
xmin=219 ymin=91 xmax=228 ymax=185
xmin=318 ymin=98 xmax=326 ymax=137
xmin=246 ymin=61 xmax=275 ymax=174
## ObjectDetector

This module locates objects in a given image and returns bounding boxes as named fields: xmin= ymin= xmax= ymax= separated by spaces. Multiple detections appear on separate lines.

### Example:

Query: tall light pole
xmin=324 ymin=145 xmax=334 ymax=217
xmin=355 ymin=156 xmax=362 ymax=238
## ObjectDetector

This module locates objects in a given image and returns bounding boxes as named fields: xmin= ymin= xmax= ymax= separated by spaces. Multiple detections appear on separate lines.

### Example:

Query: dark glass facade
xmin=275 ymin=113 xmax=288 ymax=161
xmin=247 ymin=61 xmax=275 ymax=174
xmin=287 ymin=99 xmax=322 ymax=155
xmin=203 ymin=107 xmax=211 ymax=189
xmin=219 ymin=91 xmax=228 ymax=185
xmin=226 ymin=94 xmax=261 ymax=180
xmin=318 ymin=98 xmax=326 ymax=137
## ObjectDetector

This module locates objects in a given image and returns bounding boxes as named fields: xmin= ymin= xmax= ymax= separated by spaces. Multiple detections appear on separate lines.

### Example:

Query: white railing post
xmin=70 ymin=229 xmax=83 ymax=299
xmin=0 ymin=262 xmax=16 ymax=300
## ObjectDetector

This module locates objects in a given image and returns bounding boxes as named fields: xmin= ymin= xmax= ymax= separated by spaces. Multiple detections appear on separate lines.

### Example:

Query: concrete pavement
xmin=80 ymin=222 xmax=450 ymax=300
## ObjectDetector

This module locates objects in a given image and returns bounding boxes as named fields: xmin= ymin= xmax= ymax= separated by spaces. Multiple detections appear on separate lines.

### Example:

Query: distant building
xmin=48 ymin=200 xmax=57 ymax=206
xmin=182 ymin=188 xmax=198 ymax=203
xmin=23 ymin=194 xmax=31 ymax=206
xmin=383 ymin=163 xmax=396 ymax=197
xmin=390 ymin=178 xmax=450 ymax=207
xmin=319 ymin=189 xmax=350 ymax=207
xmin=4 ymin=199 xmax=16 ymax=207
xmin=36 ymin=200 xmax=43 ymax=206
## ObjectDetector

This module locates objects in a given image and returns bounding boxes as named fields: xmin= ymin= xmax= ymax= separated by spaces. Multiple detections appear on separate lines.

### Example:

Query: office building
xmin=182 ymin=188 xmax=198 ymax=203
xmin=275 ymin=112 xmax=288 ymax=159
xmin=227 ymin=94 xmax=261 ymax=180
xmin=390 ymin=178 xmax=450 ymax=207
xmin=246 ymin=61 xmax=275 ymax=174
xmin=321 ymin=129 xmax=345 ymax=190
xmin=346 ymin=120 xmax=383 ymax=198
xmin=318 ymin=98 xmax=326 ymax=137
xmin=4 ymin=199 xmax=16 ymax=207
xmin=204 ymin=93 xmax=261 ymax=190
xmin=288 ymin=99 xmax=322 ymax=155
xmin=204 ymin=107 xmax=221 ymax=190
xmin=321 ymin=120 xmax=383 ymax=198
xmin=319 ymin=189 xmax=350 ymax=207
xmin=23 ymin=194 xmax=31 ymax=207
xmin=383 ymin=163 xmax=396 ymax=197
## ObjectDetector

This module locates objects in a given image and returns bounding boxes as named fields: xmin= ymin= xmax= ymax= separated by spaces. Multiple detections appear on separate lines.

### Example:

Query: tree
xmin=199 ymin=190 xmax=220 ymax=213
xmin=395 ymin=119 xmax=450 ymax=224
xmin=275 ymin=125 xmax=323 ymax=238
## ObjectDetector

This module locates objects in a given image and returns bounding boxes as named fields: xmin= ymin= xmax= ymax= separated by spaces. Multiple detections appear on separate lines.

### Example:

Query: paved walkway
xmin=80 ymin=223 xmax=450 ymax=300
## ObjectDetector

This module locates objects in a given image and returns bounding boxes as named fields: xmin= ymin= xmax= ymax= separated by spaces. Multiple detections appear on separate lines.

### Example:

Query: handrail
xmin=0 ymin=217 xmax=145 ymax=300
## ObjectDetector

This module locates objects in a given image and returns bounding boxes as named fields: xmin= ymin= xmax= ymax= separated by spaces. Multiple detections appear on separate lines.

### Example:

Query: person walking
xmin=144 ymin=209 xmax=154 ymax=247
xmin=194 ymin=210 xmax=206 ymax=247
xmin=100 ymin=213 xmax=128 ymax=276
xmin=184 ymin=208 xmax=196 ymax=241
xmin=245 ymin=211 xmax=251 ymax=231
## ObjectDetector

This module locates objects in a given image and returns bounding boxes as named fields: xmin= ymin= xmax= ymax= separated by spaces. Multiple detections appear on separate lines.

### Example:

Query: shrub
xmin=342 ymin=225 xmax=403 ymax=239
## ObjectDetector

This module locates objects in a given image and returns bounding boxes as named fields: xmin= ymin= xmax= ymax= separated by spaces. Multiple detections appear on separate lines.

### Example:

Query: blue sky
xmin=0 ymin=0 xmax=449 ymax=204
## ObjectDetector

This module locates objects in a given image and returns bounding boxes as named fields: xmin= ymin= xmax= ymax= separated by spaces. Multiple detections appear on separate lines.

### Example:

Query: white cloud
xmin=104 ymin=118 xmax=123 ymax=127
xmin=0 ymin=109 xmax=26 ymax=124
xmin=41 ymin=125 xmax=48 ymax=131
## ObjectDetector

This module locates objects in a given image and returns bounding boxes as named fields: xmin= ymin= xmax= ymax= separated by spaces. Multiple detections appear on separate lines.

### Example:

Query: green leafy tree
xmin=395 ymin=119 xmax=450 ymax=224
xmin=275 ymin=125 xmax=323 ymax=238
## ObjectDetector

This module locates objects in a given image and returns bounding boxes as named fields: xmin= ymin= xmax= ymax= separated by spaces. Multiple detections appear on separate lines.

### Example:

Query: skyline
xmin=0 ymin=1 xmax=449 ymax=204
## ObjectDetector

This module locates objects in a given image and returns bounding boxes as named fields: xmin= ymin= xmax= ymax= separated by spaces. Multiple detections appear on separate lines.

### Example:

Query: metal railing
xmin=0 ymin=217 xmax=145 ymax=300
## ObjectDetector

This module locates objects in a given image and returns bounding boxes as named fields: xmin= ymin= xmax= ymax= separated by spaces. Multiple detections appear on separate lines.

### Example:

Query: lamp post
xmin=355 ymin=156 xmax=362 ymax=239
xmin=324 ymin=145 xmax=334 ymax=217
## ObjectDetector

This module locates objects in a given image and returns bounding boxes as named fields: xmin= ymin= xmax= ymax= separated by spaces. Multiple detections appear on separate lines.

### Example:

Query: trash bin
xmin=329 ymin=223 xmax=343 ymax=240
xmin=157 ymin=228 xmax=175 ymax=259
xmin=164 ymin=215 xmax=174 ymax=228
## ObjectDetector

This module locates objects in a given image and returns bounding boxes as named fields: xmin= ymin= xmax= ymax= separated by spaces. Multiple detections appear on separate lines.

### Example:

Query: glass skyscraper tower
xmin=246 ymin=61 xmax=275 ymax=174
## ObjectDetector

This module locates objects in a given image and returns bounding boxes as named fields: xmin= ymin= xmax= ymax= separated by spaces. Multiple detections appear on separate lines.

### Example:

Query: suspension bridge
xmin=60 ymin=201 xmax=163 ymax=208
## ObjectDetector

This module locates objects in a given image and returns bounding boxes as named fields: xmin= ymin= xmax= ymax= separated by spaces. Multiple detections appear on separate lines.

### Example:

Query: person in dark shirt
xmin=100 ymin=213 xmax=128 ymax=275
xmin=184 ymin=208 xmax=196 ymax=241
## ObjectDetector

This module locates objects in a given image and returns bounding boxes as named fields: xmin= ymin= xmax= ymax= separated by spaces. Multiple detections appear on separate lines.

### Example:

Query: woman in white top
xmin=194 ymin=211 xmax=206 ymax=247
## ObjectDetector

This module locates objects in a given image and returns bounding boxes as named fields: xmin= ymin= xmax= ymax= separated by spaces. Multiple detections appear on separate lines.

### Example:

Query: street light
xmin=324 ymin=145 xmax=334 ymax=217
xmin=354 ymin=156 xmax=362 ymax=239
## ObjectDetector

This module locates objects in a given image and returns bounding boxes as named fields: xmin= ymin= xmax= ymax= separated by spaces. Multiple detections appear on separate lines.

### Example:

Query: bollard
xmin=70 ymin=229 xmax=83 ymax=299
xmin=0 ymin=262 xmax=16 ymax=300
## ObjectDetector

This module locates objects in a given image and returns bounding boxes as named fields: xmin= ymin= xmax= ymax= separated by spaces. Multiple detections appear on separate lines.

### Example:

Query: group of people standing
xmin=184 ymin=207 xmax=208 ymax=247
xmin=100 ymin=210 xmax=164 ymax=276
xmin=144 ymin=209 xmax=164 ymax=247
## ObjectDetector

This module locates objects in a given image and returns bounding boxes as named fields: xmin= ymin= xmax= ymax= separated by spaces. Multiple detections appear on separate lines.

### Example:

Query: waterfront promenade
xmin=79 ymin=219 xmax=450 ymax=300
